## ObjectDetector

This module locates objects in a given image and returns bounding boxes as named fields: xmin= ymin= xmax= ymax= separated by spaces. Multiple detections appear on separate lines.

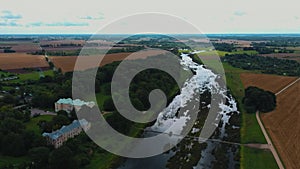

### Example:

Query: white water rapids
xmin=118 ymin=51 xmax=239 ymax=169
xmin=150 ymin=51 xmax=238 ymax=137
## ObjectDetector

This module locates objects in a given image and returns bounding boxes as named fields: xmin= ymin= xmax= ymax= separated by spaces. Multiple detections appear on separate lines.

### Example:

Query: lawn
xmin=25 ymin=115 xmax=53 ymax=134
xmin=241 ymin=147 xmax=279 ymax=169
xmin=222 ymin=63 xmax=278 ymax=169
xmin=11 ymin=70 xmax=54 ymax=83
xmin=198 ymin=50 xmax=258 ymax=57
xmin=84 ymin=152 xmax=117 ymax=169
xmin=0 ymin=114 xmax=54 ymax=168
xmin=0 ymin=155 xmax=30 ymax=168
xmin=95 ymin=92 xmax=111 ymax=111
xmin=0 ymin=71 xmax=14 ymax=77
xmin=223 ymin=63 xmax=266 ymax=143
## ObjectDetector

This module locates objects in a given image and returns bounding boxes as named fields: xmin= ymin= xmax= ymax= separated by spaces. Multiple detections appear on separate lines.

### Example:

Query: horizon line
xmin=1 ymin=33 xmax=300 ymax=36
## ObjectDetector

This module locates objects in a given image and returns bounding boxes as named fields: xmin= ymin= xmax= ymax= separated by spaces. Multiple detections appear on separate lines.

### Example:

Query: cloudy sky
xmin=0 ymin=0 xmax=299 ymax=34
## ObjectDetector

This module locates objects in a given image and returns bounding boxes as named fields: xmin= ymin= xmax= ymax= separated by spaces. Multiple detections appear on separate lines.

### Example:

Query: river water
xmin=118 ymin=51 xmax=240 ymax=169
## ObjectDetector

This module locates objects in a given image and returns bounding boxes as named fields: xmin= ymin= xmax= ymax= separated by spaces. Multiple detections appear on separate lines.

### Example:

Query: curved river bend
xmin=118 ymin=51 xmax=240 ymax=169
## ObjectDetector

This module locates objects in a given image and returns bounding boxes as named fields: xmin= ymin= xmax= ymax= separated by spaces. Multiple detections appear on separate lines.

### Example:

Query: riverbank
xmin=222 ymin=63 xmax=278 ymax=169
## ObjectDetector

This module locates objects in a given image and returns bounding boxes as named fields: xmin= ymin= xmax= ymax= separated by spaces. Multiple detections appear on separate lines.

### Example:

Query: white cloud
xmin=0 ymin=0 xmax=299 ymax=33
xmin=80 ymin=14 xmax=104 ymax=20
xmin=233 ymin=11 xmax=246 ymax=17
xmin=0 ymin=21 xmax=20 ymax=27
xmin=0 ymin=10 xmax=22 ymax=20
xmin=27 ymin=21 xmax=89 ymax=27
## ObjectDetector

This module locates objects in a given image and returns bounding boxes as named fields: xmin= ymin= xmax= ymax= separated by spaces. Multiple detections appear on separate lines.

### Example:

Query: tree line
xmin=222 ymin=54 xmax=300 ymax=76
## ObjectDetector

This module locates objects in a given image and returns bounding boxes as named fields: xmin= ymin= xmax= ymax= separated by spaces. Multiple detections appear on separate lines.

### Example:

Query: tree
xmin=29 ymin=146 xmax=50 ymax=169
xmin=49 ymin=146 xmax=78 ymax=169
xmin=243 ymin=86 xmax=276 ymax=113
xmin=103 ymin=97 xmax=115 ymax=111
xmin=22 ymin=130 xmax=36 ymax=151
xmin=2 ymin=94 xmax=16 ymax=105
xmin=52 ymin=115 xmax=70 ymax=130
xmin=0 ymin=118 xmax=25 ymax=134
xmin=57 ymin=110 xmax=69 ymax=117
xmin=31 ymin=92 xmax=56 ymax=108
xmin=1 ymin=133 xmax=26 ymax=156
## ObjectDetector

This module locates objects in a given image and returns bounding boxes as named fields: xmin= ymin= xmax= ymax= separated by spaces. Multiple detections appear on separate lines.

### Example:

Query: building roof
xmin=56 ymin=98 xmax=73 ymax=104
xmin=42 ymin=119 xmax=89 ymax=140
xmin=56 ymin=98 xmax=95 ymax=107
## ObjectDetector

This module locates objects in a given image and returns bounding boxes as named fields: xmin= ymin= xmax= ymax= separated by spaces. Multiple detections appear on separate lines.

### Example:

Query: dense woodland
xmin=212 ymin=43 xmax=235 ymax=52
xmin=222 ymin=54 xmax=300 ymax=76
xmin=0 ymin=53 xmax=182 ymax=168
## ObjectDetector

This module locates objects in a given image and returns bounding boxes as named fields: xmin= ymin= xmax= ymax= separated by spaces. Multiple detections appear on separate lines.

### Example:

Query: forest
xmin=0 ymin=53 xmax=182 ymax=169
xmin=222 ymin=54 xmax=300 ymax=76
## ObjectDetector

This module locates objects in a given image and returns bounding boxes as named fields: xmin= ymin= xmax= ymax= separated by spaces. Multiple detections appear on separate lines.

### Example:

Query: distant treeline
xmin=0 ymin=37 xmax=33 ymax=41
xmin=3 ymin=49 xmax=16 ymax=53
xmin=212 ymin=42 xmax=235 ymax=52
xmin=252 ymin=40 xmax=300 ymax=47
xmin=243 ymin=46 xmax=294 ymax=54
xmin=207 ymin=35 xmax=300 ymax=42
xmin=40 ymin=43 xmax=83 ymax=48
xmin=30 ymin=46 xmax=146 ymax=56
xmin=222 ymin=54 xmax=300 ymax=76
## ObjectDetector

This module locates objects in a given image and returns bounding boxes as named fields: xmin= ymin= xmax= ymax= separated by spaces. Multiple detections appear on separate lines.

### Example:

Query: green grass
xmin=241 ymin=147 xmax=279 ymax=169
xmin=95 ymin=92 xmax=111 ymax=110
xmin=0 ymin=155 xmax=30 ymax=168
xmin=223 ymin=63 xmax=279 ymax=169
xmin=0 ymin=115 xmax=54 ymax=168
xmin=0 ymin=71 xmax=14 ymax=77
xmin=25 ymin=115 xmax=53 ymax=134
xmin=241 ymin=113 xmax=266 ymax=144
xmin=197 ymin=50 xmax=228 ymax=57
xmin=9 ymin=70 xmax=54 ymax=83
xmin=223 ymin=63 xmax=266 ymax=144
xmin=198 ymin=50 xmax=258 ymax=57
xmin=84 ymin=152 xmax=117 ymax=169
xmin=230 ymin=50 xmax=258 ymax=56
xmin=2 ymin=86 xmax=14 ymax=91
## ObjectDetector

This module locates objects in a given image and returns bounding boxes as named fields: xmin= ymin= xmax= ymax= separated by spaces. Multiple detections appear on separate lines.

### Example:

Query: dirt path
xmin=256 ymin=77 xmax=300 ymax=169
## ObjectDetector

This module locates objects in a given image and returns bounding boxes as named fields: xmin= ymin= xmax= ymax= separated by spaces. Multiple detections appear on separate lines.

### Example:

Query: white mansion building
xmin=55 ymin=98 xmax=95 ymax=113
xmin=42 ymin=119 xmax=91 ymax=148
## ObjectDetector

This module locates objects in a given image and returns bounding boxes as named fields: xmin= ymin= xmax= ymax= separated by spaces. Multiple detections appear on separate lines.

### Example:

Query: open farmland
xmin=40 ymin=40 xmax=85 ymax=46
xmin=211 ymin=39 xmax=266 ymax=47
xmin=49 ymin=49 xmax=167 ymax=73
xmin=240 ymin=73 xmax=298 ymax=93
xmin=261 ymin=80 xmax=300 ymax=169
xmin=0 ymin=41 xmax=40 ymax=53
xmin=259 ymin=53 xmax=300 ymax=63
xmin=0 ymin=53 xmax=49 ymax=72
xmin=240 ymin=73 xmax=300 ymax=169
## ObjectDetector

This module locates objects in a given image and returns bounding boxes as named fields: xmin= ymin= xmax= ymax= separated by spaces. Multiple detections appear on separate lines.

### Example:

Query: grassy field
xmin=222 ymin=63 xmax=278 ymax=169
xmin=95 ymin=92 xmax=111 ymax=110
xmin=223 ymin=63 xmax=266 ymax=143
xmin=241 ymin=147 xmax=279 ymax=169
xmin=198 ymin=50 xmax=258 ymax=57
xmin=0 ymin=105 xmax=54 ymax=167
xmin=84 ymin=152 xmax=118 ymax=169
xmin=25 ymin=115 xmax=53 ymax=134
xmin=0 ymin=155 xmax=30 ymax=168
xmin=10 ymin=70 xmax=54 ymax=83
xmin=0 ymin=71 xmax=14 ymax=77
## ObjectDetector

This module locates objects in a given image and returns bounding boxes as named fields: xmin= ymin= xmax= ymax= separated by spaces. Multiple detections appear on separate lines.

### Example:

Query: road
xmin=256 ymin=77 xmax=300 ymax=169
xmin=31 ymin=108 xmax=56 ymax=117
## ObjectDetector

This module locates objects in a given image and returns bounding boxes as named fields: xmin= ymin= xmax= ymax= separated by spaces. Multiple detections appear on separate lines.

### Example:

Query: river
xmin=118 ymin=51 xmax=240 ymax=169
